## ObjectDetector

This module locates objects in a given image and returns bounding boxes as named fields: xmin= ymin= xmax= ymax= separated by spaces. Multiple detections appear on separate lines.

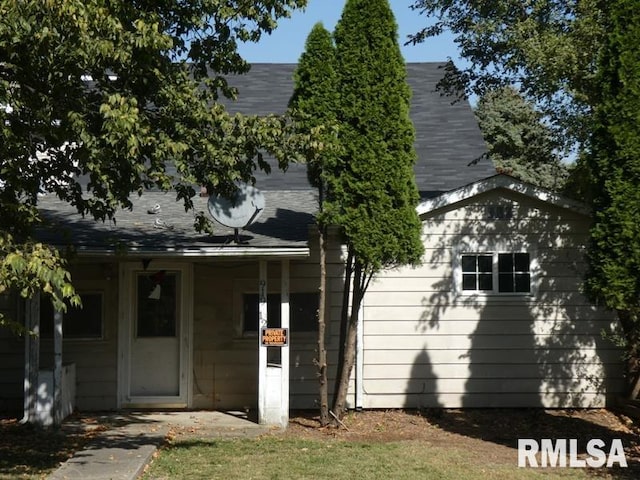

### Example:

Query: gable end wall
xmin=361 ymin=190 xmax=624 ymax=408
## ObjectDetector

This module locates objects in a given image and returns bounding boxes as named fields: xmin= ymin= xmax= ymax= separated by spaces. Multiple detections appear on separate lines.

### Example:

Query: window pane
xmin=461 ymin=255 xmax=476 ymax=272
xmin=0 ymin=292 xmax=15 ymax=311
xmin=498 ymin=273 xmax=514 ymax=292
xmin=290 ymin=293 xmax=319 ymax=332
xmin=514 ymin=253 xmax=530 ymax=272
xmin=243 ymin=293 xmax=280 ymax=332
xmin=243 ymin=294 xmax=259 ymax=332
xmin=66 ymin=294 xmax=102 ymax=338
xmin=515 ymin=274 xmax=531 ymax=293
xmin=462 ymin=274 xmax=477 ymax=290
xmin=137 ymin=273 xmax=178 ymax=337
xmin=478 ymin=274 xmax=493 ymax=291
xmin=477 ymin=255 xmax=493 ymax=272
xmin=41 ymin=293 xmax=103 ymax=339
xmin=244 ymin=293 xmax=318 ymax=333
xmin=498 ymin=253 xmax=513 ymax=273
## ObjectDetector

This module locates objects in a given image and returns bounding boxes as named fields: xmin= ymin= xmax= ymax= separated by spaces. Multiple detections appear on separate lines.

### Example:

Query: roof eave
xmin=416 ymin=174 xmax=591 ymax=217
xmin=68 ymin=245 xmax=310 ymax=259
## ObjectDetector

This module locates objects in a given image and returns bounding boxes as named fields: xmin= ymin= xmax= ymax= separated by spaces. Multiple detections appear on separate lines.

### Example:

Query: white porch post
xmin=53 ymin=306 xmax=63 ymax=426
xmin=280 ymin=259 xmax=290 ymax=427
xmin=257 ymin=259 xmax=290 ymax=428
xmin=355 ymin=300 xmax=364 ymax=409
xmin=257 ymin=260 xmax=268 ymax=424
xmin=22 ymin=293 xmax=40 ymax=424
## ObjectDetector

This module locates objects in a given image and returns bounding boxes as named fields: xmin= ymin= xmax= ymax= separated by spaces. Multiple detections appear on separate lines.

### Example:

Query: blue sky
xmin=237 ymin=1 xmax=464 ymax=65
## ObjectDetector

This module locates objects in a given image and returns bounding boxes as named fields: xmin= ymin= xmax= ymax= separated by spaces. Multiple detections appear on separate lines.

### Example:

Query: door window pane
xmin=137 ymin=272 xmax=178 ymax=337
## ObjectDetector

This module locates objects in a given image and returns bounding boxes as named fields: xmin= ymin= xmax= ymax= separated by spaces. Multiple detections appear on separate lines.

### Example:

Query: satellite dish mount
xmin=207 ymin=183 xmax=265 ymax=244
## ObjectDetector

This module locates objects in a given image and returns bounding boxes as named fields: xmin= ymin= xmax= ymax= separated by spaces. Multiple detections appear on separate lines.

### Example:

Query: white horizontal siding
xmin=363 ymin=363 xmax=613 ymax=380
xmin=192 ymin=256 xmax=349 ymax=411
xmin=367 ymin=392 xmax=608 ymax=409
xmin=361 ymin=190 xmax=624 ymax=409
xmin=363 ymin=348 xmax=621 ymax=365
xmin=364 ymin=318 xmax=617 ymax=336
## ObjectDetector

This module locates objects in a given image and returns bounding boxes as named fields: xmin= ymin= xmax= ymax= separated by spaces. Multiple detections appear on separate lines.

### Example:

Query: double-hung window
xmin=460 ymin=252 xmax=531 ymax=295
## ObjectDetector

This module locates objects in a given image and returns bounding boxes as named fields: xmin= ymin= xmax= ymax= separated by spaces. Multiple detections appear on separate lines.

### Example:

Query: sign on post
xmin=261 ymin=327 xmax=288 ymax=346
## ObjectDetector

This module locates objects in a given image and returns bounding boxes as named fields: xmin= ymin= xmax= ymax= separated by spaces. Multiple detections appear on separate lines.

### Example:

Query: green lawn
xmin=141 ymin=437 xmax=604 ymax=480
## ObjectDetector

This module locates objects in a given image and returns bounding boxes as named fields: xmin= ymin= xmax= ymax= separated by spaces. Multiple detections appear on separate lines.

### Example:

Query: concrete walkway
xmin=48 ymin=411 xmax=268 ymax=480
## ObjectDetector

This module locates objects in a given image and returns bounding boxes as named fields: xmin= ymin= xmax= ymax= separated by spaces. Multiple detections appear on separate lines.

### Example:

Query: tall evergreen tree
xmin=585 ymin=0 xmax=640 ymax=395
xmin=289 ymin=22 xmax=338 ymax=426
xmin=328 ymin=0 xmax=424 ymax=418
xmin=475 ymin=86 xmax=569 ymax=191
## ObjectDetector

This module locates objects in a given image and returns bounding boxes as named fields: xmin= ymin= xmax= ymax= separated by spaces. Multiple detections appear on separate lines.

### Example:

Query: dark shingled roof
xmin=38 ymin=190 xmax=317 ymax=252
xmin=38 ymin=63 xmax=494 ymax=253
xmin=219 ymin=63 xmax=494 ymax=195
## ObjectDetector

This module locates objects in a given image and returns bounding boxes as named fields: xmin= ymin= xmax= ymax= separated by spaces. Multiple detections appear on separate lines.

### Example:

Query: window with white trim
xmin=460 ymin=252 xmax=531 ymax=294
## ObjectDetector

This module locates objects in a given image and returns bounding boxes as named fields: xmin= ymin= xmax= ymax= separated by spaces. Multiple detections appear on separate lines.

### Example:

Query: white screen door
xmin=131 ymin=271 xmax=180 ymax=396
xmin=119 ymin=265 xmax=191 ymax=408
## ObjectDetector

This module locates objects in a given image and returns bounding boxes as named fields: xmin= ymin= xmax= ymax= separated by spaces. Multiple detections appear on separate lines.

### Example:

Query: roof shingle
xmin=38 ymin=63 xmax=494 ymax=253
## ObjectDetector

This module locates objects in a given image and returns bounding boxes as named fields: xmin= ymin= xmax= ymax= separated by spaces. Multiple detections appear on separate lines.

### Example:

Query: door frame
xmin=117 ymin=261 xmax=193 ymax=408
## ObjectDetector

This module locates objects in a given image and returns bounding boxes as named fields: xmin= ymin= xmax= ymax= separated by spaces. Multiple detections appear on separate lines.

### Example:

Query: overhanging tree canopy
xmin=0 ymin=0 xmax=307 ymax=327
xmin=410 ymin=0 xmax=605 ymax=154
xmin=585 ymin=0 xmax=640 ymax=392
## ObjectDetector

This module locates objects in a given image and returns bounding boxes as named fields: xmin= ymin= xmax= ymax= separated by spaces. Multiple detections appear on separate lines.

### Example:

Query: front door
xmin=119 ymin=264 xmax=192 ymax=408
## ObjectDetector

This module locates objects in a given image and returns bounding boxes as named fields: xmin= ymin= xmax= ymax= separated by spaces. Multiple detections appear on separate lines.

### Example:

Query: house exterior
xmin=0 ymin=63 xmax=623 ymax=421
xmin=362 ymin=175 xmax=623 ymax=409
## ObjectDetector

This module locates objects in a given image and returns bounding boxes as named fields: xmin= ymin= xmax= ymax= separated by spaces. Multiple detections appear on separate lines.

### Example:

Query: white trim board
xmin=417 ymin=174 xmax=590 ymax=217
xmin=72 ymin=247 xmax=310 ymax=258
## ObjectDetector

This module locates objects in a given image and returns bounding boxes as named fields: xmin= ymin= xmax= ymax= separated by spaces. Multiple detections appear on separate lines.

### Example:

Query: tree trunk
xmin=617 ymin=310 xmax=640 ymax=398
xmin=333 ymin=247 xmax=353 ymax=398
xmin=317 ymin=225 xmax=329 ymax=425
xmin=332 ymin=259 xmax=365 ymax=420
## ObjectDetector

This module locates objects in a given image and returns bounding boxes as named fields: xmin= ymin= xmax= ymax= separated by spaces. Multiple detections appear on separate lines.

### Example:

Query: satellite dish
xmin=207 ymin=183 xmax=265 ymax=242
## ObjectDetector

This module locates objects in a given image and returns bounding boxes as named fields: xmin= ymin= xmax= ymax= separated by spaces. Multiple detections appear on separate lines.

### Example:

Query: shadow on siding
xmin=405 ymin=190 xmax=623 ymax=412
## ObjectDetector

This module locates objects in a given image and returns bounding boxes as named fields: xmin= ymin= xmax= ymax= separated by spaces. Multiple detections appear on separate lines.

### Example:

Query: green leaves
xmin=584 ymin=0 xmax=640 ymax=373
xmin=291 ymin=0 xmax=426 ymax=274
xmin=475 ymin=86 xmax=569 ymax=190
xmin=329 ymin=0 xmax=424 ymax=272
xmin=410 ymin=0 xmax=605 ymax=154
xmin=0 ymin=0 xmax=308 ymax=334
xmin=0 ymin=234 xmax=80 ymax=332
xmin=289 ymin=23 xmax=339 ymax=191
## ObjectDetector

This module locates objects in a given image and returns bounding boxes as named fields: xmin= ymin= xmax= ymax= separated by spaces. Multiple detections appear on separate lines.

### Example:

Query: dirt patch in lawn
xmin=278 ymin=408 xmax=640 ymax=476
xmin=2 ymin=408 xmax=639 ymax=478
